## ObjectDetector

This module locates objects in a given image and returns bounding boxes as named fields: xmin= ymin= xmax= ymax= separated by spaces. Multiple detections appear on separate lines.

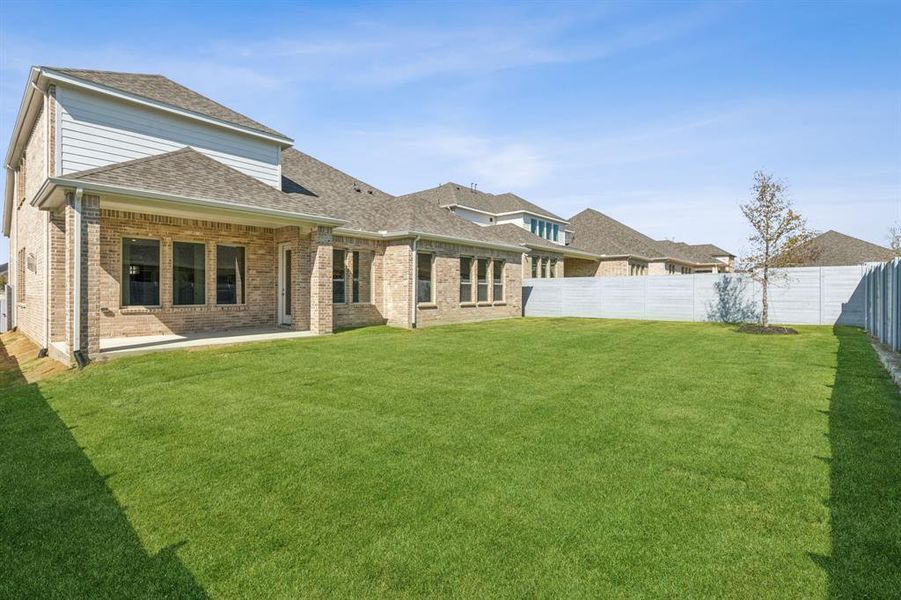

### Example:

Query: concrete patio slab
xmin=96 ymin=327 xmax=316 ymax=359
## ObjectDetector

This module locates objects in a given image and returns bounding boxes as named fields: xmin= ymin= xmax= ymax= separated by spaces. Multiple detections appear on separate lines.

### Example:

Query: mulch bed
xmin=737 ymin=324 xmax=799 ymax=335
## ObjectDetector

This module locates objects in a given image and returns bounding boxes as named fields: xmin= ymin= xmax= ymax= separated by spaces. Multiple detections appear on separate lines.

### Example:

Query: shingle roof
xmin=787 ymin=230 xmax=893 ymax=266
xmin=45 ymin=67 xmax=289 ymax=140
xmin=63 ymin=147 xmax=332 ymax=217
xmin=654 ymin=240 xmax=721 ymax=265
xmin=689 ymin=243 xmax=733 ymax=258
xmin=567 ymin=208 xmax=662 ymax=259
xmin=400 ymin=183 xmax=565 ymax=221
xmin=485 ymin=224 xmax=566 ymax=253
xmin=280 ymin=149 xmax=528 ymax=249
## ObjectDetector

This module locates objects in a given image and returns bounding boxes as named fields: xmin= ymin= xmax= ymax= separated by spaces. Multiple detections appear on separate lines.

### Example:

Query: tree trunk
xmin=762 ymin=265 xmax=769 ymax=328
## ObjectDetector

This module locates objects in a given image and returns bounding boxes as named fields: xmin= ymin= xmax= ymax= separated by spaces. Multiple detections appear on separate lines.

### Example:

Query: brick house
xmin=3 ymin=67 xmax=531 ymax=365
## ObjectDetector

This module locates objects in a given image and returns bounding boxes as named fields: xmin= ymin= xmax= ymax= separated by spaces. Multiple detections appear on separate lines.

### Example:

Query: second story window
xmin=530 ymin=219 xmax=538 ymax=235
xmin=552 ymin=224 xmax=559 ymax=242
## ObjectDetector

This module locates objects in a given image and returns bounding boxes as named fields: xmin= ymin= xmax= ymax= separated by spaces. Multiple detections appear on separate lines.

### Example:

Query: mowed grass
xmin=2 ymin=319 xmax=899 ymax=598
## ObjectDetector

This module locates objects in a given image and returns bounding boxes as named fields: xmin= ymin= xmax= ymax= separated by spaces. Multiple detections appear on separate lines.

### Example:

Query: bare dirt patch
xmin=0 ymin=331 xmax=68 ymax=383
xmin=737 ymin=324 xmax=799 ymax=335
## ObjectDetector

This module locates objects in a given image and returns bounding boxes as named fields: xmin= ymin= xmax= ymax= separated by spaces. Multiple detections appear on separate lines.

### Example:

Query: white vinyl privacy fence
xmin=864 ymin=259 xmax=900 ymax=351
xmin=523 ymin=265 xmax=868 ymax=327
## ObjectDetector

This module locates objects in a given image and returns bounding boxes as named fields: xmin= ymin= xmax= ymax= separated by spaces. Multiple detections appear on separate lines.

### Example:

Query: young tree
xmin=739 ymin=171 xmax=816 ymax=328
xmin=888 ymin=223 xmax=901 ymax=257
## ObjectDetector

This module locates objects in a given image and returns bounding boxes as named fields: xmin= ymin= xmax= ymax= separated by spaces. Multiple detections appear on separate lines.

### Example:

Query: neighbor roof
xmin=654 ymin=240 xmax=722 ymax=265
xmin=400 ymin=183 xmax=565 ymax=221
xmin=45 ymin=67 xmax=290 ymax=140
xmin=567 ymin=208 xmax=662 ymax=260
xmin=787 ymin=230 xmax=893 ymax=266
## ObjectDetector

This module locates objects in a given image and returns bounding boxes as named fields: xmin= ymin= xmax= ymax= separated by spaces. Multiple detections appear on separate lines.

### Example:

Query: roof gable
xmin=400 ymin=182 xmax=565 ymax=221
xmin=45 ymin=67 xmax=290 ymax=140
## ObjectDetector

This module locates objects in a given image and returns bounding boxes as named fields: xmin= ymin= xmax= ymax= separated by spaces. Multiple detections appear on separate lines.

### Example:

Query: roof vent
xmin=470 ymin=182 xmax=478 ymax=192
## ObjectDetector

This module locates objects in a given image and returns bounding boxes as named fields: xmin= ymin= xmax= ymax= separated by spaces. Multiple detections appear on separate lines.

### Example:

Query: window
xmin=530 ymin=219 xmax=538 ymax=235
xmin=173 ymin=242 xmax=205 ymax=305
xmin=333 ymin=249 xmax=346 ymax=304
xmin=493 ymin=260 xmax=504 ymax=301
xmin=460 ymin=257 xmax=473 ymax=302
xmin=539 ymin=221 xmax=546 ymax=239
xmin=16 ymin=248 xmax=25 ymax=303
xmin=552 ymin=224 xmax=559 ymax=242
xmin=122 ymin=238 xmax=160 ymax=306
xmin=216 ymin=245 xmax=245 ymax=304
xmin=477 ymin=258 xmax=489 ymax=302
xmin=351 ymin=250 xmax=371 ymax=303
xmin=417 ymin=252 xmax=433 ymax=303
xmin=549 ymin=259 xmax=557 ymax=278
xmin=531 ymin=257 xmax=539 ymax=278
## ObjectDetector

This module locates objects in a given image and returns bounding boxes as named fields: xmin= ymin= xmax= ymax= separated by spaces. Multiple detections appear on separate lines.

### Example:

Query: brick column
xmin=309 ymin=226 xmax=333 ymax=334
xmin=63 ymin=192 xmax=101 ymax=362
xmin=48 ymin=211 xmax=66 ymax=343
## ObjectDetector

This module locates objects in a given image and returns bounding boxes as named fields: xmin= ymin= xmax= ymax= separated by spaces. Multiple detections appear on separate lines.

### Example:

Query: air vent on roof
xmin=470 ymin=182 xmax=478 ymax=192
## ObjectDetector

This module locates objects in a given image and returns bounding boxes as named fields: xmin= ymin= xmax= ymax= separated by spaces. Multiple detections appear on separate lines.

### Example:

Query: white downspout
xmin=43 ymin=89 xmax=50 ymax=350
xmin=72 ymin=187 xmax=83 ymax=355
xmin=411 ymin=236 xmax=420 ymax=329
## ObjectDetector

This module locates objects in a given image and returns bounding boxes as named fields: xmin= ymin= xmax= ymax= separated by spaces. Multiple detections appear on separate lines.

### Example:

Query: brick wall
xmin=332 ymin=235 xmax=388 ymax=329
xmin=563 ymin=257 xmax=601 ymax=277
xmin=596 ymin=259 xmax=630 ymax=277
xmin=98 ymin=209 xmax=278 ymax=338
xmin=414 ymin=239 xmax=522 ymax=327
xmin=12 ymin=98 xmax=50 ymax=346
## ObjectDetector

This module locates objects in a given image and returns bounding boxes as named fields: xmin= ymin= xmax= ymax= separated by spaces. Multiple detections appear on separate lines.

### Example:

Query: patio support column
xmin=309 ymin=226 xmax=333 ymax=335
xmin=64 ymin=191 xmax=101 ymax=363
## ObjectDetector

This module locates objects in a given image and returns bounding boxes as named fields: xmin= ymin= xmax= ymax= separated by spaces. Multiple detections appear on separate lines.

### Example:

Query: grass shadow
xmin=0 ymin=338 xmax=207 ymax=598
xmin=811 ymin=326 xmax=901 ymax=597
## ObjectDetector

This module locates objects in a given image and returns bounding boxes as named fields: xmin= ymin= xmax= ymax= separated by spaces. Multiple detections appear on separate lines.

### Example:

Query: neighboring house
xmin=0 ymin=262 xmax=7 ymax=285
xmin=3 ymin=67 xmax=545 ymax=366
xmin=566 ymin=209 xmax=733 ymax=276
xmin=783 ymin=230 xmax=893 ymax=266
xmin=399 ymin=183 xmax=599 ymax=279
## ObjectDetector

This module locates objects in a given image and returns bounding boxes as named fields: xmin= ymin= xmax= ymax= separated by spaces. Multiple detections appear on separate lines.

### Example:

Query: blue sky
xmin=1 ymin=0 xmax=899 ymax=263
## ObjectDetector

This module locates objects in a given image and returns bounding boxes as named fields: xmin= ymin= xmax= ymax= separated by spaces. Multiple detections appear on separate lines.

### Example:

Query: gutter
xmin=333 ymin=227 xmax=525 ymax=254
xmin=411 ymin=236 xmax=420 ymax=329
xmin=34 ymin=178 xmax=347 ymax=227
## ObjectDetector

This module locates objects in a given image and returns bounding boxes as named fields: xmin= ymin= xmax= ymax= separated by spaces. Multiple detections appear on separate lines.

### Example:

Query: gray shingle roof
xmin=485 ymin=224 xmax=566 ymax=253
xmin=788 ymin=230 xmax=893 ymax=266
xmin=45 ymin=67 xmax=289 ymax=140
xmin=567 ymin=208 xmax=662 ymax=260
xmin=400 ymin=183 xmax=565 ymax=221
xmin=654 ymin=240 xmax=721 ymax=265
xmin=63 ymin=147 xmax=333 ymax=217
xmin=689 ymin=243 xmax=733 ymax=258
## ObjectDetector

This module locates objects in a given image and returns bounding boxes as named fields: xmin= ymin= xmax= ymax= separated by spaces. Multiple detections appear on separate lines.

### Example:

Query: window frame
xmin=121 ymin=236 xmax=162 ymax=307
xmin=476 ymin=258 xmax=489 ymax=303
xmin=459 ymin=256 xmax=474 ymax=304
xmin=171 ymin=240 xmax=207 ymax=306
xmin=492 ymin=259 xmax=505 ymax=302
xmin=215 ymin=243 xmax=247 ymax=306
xmin=416 ymin=251 xmax=434 ymax=305
xmin=333 ymin=248 xmax=347 ymax=304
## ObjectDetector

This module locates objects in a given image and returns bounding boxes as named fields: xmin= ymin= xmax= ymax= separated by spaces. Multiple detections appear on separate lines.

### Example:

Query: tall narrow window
xmin=333 ymin=249 xmax=346 ymax=304
xmin=122 ymin=238 xmax=160 ymax=306
xmin=531 ymin=257 xmax=539 ymax=278
xmin=530 ymin=219 xmax=538 ymax=234
xmin=552 ymin=224 xmax=559 ymax=242
xmin=493 ymin=260 xmax=504 ymax=301
xmin=216 ymin=245 xmax=245 ymax=304
xmin=538 ymin=221 xmax=546 ymax=239
xmin=477 ymin=258 xmax=489 ymax=302
xmin=417 ymin=252 xmax=433 ymax=303
xmin=173 ymin=242 xmax=206 ymax=305
xmin=460 ymin=257 xmax=473 ymax=303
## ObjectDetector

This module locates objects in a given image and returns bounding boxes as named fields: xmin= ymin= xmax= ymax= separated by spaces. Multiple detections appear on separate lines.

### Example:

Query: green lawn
xmin=2 ymin=319 xmax=899 ymax=598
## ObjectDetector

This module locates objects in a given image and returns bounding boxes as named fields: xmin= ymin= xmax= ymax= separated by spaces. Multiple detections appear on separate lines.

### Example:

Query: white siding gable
xmin=56 ymin=85 xmax=282 ymax=188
